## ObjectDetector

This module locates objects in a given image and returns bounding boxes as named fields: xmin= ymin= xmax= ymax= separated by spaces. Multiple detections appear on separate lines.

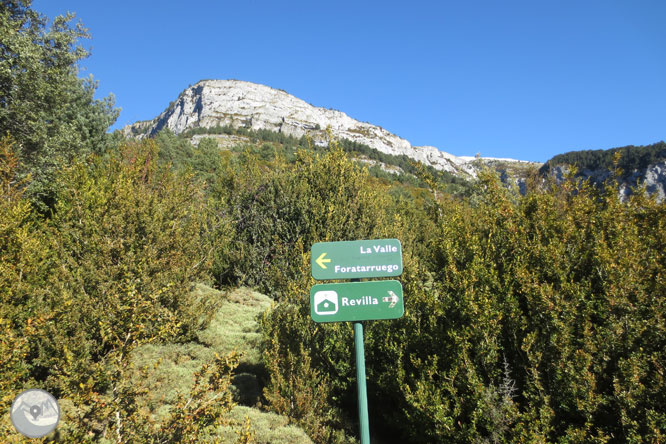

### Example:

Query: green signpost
xmin=310 ymin=239 xmax=404 ymax=444
xmin=311 ymin=239 xmax=402 ymax=280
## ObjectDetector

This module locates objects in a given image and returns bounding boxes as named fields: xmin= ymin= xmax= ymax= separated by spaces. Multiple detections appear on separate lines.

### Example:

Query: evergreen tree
xmin=0 ymin=0 xmax=118 ymax=206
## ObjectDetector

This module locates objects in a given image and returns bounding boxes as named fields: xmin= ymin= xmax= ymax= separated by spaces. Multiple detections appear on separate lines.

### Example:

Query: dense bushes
xmin=249 ymin=150 xmax=666 ymax=442
xmin=0 ymin=139 xmax=236 ymax=441
xmin=212 ymin=142 xmax=393 ymax=298
xmin=364 ymin=173 xmax=666 ymax=443
xmin=2 ymin=124 xmax=665 ymax=443
xmin=3 ymin=125 xmax=665 ymax=442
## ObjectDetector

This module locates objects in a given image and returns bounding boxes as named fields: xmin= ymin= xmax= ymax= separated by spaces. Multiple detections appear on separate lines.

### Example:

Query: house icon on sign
xmin=314 ymin=291 xmax=339 ymax=315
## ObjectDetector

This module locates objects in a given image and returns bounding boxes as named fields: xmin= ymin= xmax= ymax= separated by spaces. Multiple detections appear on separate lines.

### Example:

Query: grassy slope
xmin=130 ymin=284 xmax=313 ymax=444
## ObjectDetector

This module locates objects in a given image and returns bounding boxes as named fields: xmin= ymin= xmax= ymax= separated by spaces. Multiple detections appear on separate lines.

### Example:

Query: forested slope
xmin=540 ymin=141 xmax=666 ymax=174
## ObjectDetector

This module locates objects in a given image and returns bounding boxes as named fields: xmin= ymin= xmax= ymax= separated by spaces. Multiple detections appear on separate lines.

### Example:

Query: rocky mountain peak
xmin=122 ymin=79 xmax=539 ymax=178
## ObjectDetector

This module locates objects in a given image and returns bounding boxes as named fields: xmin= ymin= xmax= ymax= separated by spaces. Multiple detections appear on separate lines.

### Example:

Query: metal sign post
xmin=354 ymin=320 xmax=370 ymax=444
xmin=310 ymin=239 xmax=404 ymax=444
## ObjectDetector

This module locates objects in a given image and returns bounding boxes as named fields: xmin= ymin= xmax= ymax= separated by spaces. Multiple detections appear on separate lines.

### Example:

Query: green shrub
xmin=0 ymin=139 xmax=231 ymax=440
xmin=256 ymin=160 xmax=666 ymax=443
xmin=213 ymin=141 xmax=392 ymax=298
xmin=366 ymin=172 xmax=666 ymax=443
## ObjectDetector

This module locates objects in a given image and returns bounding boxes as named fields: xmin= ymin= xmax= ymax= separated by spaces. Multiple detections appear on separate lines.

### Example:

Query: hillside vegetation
xmin=2 ymin=3 xmax=665 ymax=443
xmin=180 ymin=124 xmax=473 ymax=194
xmin=3 ymin=132 xmax=665 ymax=442
xmin=540 ymin=141 xmax=666 ymax=175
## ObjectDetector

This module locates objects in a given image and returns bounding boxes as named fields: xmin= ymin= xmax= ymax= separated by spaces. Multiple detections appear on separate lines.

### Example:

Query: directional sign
xmin=310 ymin=280 xmax=404 ymax=323
xmin=311 ymin=239 xmax=402 ymax=280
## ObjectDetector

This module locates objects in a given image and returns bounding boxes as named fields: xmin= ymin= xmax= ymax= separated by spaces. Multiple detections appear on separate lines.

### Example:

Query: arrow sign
xmin=315 ymin=252 xmax=331 ymax=269
xmin=311 ymin=280 xmax=404 ymax=323
xmin=382 ymin=291 xmax=399 ymax=308
xmin=311 ymin=239 xmax=403 ymax=280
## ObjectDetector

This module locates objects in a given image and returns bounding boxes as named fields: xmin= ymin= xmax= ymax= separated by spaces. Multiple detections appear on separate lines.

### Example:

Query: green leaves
xmin=214 ymin=140 xmax=392 ymax=299
xmin=0 ymin=1 xmax=118 ymax=209
xmin=384 ymin=172 xmax=666 ymax=442
xmin=47 ymin=140 xmax=214 ymax=354
xmin=258 ymin=161 xmax=666 ymax=443
xmin=0 ymin=138 xmax=232 ymax=439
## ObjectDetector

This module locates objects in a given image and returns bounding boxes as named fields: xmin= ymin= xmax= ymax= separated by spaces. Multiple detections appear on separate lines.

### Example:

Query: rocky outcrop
xmin=123 ymin=80 xmax=411 ymax=150
xmin=122 ymin=79 xmax=539 ymax=178
xmin=642 ymin=161 xmax=666 ymax=201
xmin=550 ymin=161 xmax=666 ymax=201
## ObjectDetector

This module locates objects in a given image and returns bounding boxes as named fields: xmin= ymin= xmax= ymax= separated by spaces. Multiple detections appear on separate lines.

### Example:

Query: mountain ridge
xmin=121 ymin=79 xmax=664 ymax=200
xmin=121 ymin=79 xmax=539 ymax=178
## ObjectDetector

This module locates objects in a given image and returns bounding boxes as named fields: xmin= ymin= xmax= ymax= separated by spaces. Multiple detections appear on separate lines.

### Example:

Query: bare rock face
xmin=550 ymin=161 xmax=666 ymax=202
xmin=643 ymin=161 xmax=666 ymax=201
xmin=123 ymin=79 xmax=411 ymax=152
xmin=122 ymin=79 xmax=538 ymax=177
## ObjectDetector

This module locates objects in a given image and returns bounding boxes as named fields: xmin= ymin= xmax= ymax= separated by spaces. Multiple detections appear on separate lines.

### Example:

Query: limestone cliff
xmin=121 ymin=79 xmax=539 ymax=178
xmin=550 ymin=161 xmax=666 ymax=201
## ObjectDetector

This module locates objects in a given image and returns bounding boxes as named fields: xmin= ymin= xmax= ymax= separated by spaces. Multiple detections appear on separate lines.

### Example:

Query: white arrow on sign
xmin=382 ymin=291 xmax=399 ymax=308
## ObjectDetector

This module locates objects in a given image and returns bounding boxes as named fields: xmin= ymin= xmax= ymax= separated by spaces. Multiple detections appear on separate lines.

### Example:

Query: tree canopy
xmin=0 ymin=0 xmax=118 ymax=205
xmin=540 ymin=141 xmax=666 ymax=176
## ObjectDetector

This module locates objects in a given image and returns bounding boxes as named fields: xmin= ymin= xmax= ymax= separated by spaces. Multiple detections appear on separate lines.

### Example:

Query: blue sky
xmin=34 ymin=0 xmax=665 ymax=162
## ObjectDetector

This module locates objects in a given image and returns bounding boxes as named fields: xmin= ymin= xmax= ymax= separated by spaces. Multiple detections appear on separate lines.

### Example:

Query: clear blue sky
xmin=34 ymin=0 xmax=665 ymax=162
